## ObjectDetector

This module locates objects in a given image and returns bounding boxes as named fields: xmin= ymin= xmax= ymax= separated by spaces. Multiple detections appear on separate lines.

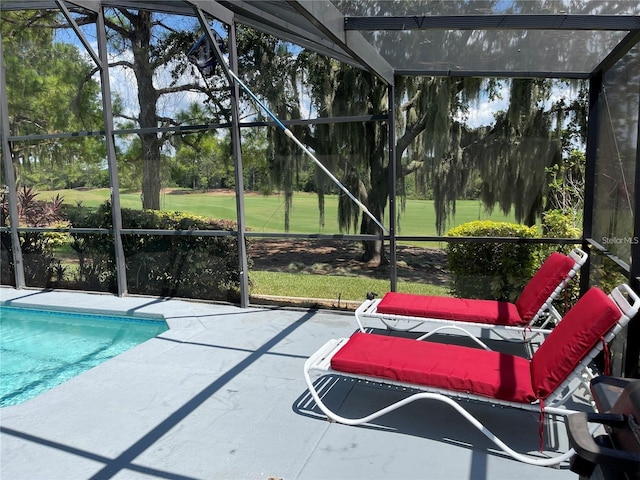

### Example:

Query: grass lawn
xmin=249 ymin=270 xmax=449 ymax=302
xmin=45 ymin=187 xmax=516 ymax=236
xmin=41 ymin=188 xmax=516 ymax=303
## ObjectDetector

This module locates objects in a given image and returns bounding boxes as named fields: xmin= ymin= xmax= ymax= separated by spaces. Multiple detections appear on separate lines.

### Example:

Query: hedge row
xmin=67 ymin=202 xmax=245 ymax=302
xmin=445 ymin=212 xmax=581 ymax=303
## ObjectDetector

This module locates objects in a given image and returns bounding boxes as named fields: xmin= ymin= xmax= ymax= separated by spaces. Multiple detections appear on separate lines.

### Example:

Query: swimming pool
xmin=0 ymin=306 xmax=168 ymax=407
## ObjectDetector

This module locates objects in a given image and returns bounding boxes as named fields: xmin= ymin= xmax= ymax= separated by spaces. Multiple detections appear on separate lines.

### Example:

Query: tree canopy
xmin=1 ymin=9 xmax=588 ymax=266
xmin=2 ymin=10 xmax=105 ymax=189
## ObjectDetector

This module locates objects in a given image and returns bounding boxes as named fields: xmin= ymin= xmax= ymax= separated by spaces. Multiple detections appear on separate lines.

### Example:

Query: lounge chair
xmin=304 ymin=284 xmax=639 ymax=466
xmin=355 ymin=247 xmax=588 ymax=343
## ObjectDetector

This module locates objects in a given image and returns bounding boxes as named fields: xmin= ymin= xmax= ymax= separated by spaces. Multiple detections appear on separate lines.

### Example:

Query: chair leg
xmin=304 ymin=368 xmax=583 ymax=467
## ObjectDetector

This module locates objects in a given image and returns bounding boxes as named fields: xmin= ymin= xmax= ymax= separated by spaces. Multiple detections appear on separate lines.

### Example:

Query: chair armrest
xmin=566 ymin=412 xmax=640 ymax=475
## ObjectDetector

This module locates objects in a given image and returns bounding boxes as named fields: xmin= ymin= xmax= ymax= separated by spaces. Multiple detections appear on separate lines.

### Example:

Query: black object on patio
xmin=566 ymin=376 xmax=640 ymax=480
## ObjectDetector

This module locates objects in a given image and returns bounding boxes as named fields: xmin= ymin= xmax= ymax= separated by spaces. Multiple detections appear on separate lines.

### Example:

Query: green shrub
xmin=540 ymin=210 xmax=580 ymax=249
xmin=539 ymin=210 xmax=582 ymax=311
xmin=589 ymin=254 xmax=628 ymax=300
xmin=446 ymin=220 xmax=537 ymax=301
xmin=68 ymin=202 xmax=245 ymax=302
xmin=0 ymin=186 xmax=67 ymax=287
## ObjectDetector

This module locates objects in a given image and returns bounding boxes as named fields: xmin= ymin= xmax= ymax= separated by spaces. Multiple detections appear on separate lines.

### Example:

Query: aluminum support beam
xmin=218 ymin=0 xmax=363 ymax=71
xmin=344 ymin=15 xmax=640 ymax=31
xmin=55 ymin=0 xmax=102 ymax=67
xmin=580 ymin=72 xmax=602 ymax=296
xmin=1 ymin=0 xmax=101 ymax=11
xmin=387 ymin=83 xmax=397 ymax=292
xmin=0 ymin=31 xmax=26 ymax=288
xmin=288 ymin=0 xmax=394 ymax=85
xmin=188 ymin=0 xmax=234 ymax=25
xmin=625 ymin=84 xmax=640 ymax=377
xmin=228 ymin=23 xmax=250 ymax=308
xmin=593 ymin=30 xmax=640 ymax=77
xmin=192 ymin=5 xmax=250 ymax=307
xmin=96 ymin=8 xmax=128 ymax=296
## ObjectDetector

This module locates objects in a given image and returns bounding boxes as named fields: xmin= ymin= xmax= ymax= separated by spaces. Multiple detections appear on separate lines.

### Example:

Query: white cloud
xmin=458 ymin=88 xmax=509 ymax=128
xmin=67 ymin=22 xmax=211 ymax=123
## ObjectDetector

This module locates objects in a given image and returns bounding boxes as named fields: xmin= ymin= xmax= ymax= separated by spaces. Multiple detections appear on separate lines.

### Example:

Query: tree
xmin=301 ymin=51 xmax=389 ymax=263
xmin=394 ymin=76 xmax=483 ymax=234
xmin=317 ymin=0 xmax=588 ymax=236
xmin=546 ymin=150 xmax=586 ymax=225
xmin=1 ymin=10 xmax=104 ymax=189
xmin=173 ymin=133 xmax=231 ymax=190
xmin=229 ymin=26 xmax=587 ymax=263
xmin=3 ymin=8 xmax=589 ymax=269
xmin=239 ymin=128 xmax=270 ymax=193
xmin=395 ymin=76 xmax=587 ymax=232
xmin=82 ymin=9 xmax=233 ymax=209
xmin=234 ymin=27 xmax=304 ymax=230
xmin=98 ymin=10 xmax=191 ymax=209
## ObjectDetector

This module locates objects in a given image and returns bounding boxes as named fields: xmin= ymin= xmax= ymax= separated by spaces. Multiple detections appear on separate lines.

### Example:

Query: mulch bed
xmin=248 ymin=239 xmax=450 ymax=286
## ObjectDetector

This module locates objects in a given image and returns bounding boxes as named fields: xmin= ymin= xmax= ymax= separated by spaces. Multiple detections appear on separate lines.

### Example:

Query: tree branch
xmin=116 ymin=8 xmax=138 ymax=27
xmin=110 ymin=60 xmax=135 ymax=70
xmin=156 ymin=83 xmax=208 ymax=96
xmin=102 ymin=10 xmax=133 ymax=38
xmin=403 ymin=160 xmax=424 ymax=177
xmin=118 ymin=113 xmax=139 ymax=124
xmin=84 ymin=60 xmax=133 ymax=84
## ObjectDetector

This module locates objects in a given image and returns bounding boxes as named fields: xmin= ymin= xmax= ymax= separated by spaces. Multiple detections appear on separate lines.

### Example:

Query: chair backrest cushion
xmin=515 ymin=252 xmax=576 ymax=322
xmin=530 ymin=287 xmax=621 ymax=400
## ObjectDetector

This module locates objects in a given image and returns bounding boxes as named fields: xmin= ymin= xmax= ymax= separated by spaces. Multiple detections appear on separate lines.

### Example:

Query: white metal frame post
xmin=0 ymin=29 xmax=25 ymax=288
xmin=228 ymin=23 xmax=250 ymax=307
xmin=96 ymin=6 xmax=128 ymax=296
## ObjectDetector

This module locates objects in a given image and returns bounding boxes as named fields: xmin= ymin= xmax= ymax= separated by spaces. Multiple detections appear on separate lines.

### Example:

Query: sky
xmin=458 ymin=93 xmax=506 ymax=128
xmin=52 ymin=11 xmax=582 ymax=135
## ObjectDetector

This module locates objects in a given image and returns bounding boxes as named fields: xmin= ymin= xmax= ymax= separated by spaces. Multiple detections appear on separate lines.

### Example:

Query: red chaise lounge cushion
xmin=376 ymin=293 xmax=523 ymax=326
xmin=333 ymin=287 xmax=622 ymax=405
xmin=375 ymin=252 xmax=576 ymax=326
xmin=530 ymin=287 xmax=621 ymax=399
xmin=330 ymin=332 xmax=536 ymax=404
xmin=515 ymin=252 xmax=576 ymax=321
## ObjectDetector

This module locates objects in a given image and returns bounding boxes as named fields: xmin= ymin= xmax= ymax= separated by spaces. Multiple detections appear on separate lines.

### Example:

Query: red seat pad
xmin=376 ymin=292 xmax=523 ymax=326
xmin=530 ymin=287 xmax=621 ymax=400
xmin=331 ymin=332 xmax=537 ymax=404
xmin=515 ymin=252 xmax=576 ymax=321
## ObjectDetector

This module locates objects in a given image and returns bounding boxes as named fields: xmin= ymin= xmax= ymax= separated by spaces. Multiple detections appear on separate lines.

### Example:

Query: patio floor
xmin=1 ymin=287 xmax=582 ymax=480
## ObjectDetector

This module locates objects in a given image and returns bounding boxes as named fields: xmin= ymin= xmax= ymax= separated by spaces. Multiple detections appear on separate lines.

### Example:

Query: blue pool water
xmin=0 ymin=306 xmax=168 ymax=407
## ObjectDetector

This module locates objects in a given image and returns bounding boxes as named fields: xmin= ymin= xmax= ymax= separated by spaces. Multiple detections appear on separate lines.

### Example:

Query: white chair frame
xmin=304 ymin=284 xmax=639 ymax=467
xmin=355 ymin=248 xmax=588 ymax=347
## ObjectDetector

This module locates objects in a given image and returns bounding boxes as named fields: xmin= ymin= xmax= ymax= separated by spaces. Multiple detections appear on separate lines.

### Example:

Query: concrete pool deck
xmin=1 ymin=287 xmax=583 ymax=479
